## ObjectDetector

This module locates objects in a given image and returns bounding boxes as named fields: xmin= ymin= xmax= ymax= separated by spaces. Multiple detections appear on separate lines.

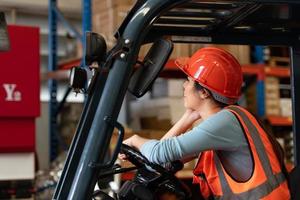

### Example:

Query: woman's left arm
xmin=123 ymin=134 xmax=150 ymax=150
xmin=123 ymin=109 xmax=201 ymax=151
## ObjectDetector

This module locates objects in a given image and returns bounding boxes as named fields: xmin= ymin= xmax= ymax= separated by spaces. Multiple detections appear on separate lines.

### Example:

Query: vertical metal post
xmin=256 ymin=80 xmax=265 ymax=117
xmin=290 ymin=46 xmax=300 ymax=166
xmin=48 ymin=0 xmax=59 ymax=162
xmin=82 ymin=0 xmax=91 ymax=66
xmin=254 ymin=46 xmax=265 ymax=63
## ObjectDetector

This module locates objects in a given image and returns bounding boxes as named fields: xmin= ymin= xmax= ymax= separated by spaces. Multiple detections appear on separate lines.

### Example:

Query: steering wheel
xmin=120 ymin=144 xmax=151 ymax=168
xmin=120 ymin=144 xmax=184 ymax=174
xmin=119 ymin=144 xmax=191 ymax=200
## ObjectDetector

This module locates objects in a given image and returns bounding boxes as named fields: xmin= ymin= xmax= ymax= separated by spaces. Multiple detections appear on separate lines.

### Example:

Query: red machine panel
xmin=0 ymin=25 xmax=40 ymax=117
xmin=0 ymin=25 xmax=39 ymax=152
xmin=0 ymin=118 xmax=35 ymax=152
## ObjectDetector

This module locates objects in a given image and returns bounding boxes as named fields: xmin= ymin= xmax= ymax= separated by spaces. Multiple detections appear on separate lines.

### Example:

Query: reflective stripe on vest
xmin=214 ymin=155 xmax=286 ymax=200
xmin=228 ymin=106 xmax=274 ymax=179
xmin=212 ymin=105 xmax=287 ymax=199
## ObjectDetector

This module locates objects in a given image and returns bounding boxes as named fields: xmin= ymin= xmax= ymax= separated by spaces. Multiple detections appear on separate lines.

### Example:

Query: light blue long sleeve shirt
xmin=140 ymin=109 xmax=249 ymax=163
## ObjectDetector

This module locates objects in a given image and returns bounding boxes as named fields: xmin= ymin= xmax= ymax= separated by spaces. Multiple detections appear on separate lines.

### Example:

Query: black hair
xmin=194 ymin=82 xmax=204 ymax=91
xmin=194 ymin=82 xmax=228 ymax=108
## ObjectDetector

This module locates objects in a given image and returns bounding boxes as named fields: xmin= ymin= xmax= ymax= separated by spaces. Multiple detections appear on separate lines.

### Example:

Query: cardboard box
xmin=138 ymin=43 xmax=152 ymax=58
xmin=265 ymin=77 xmax=280 ymax=116
xmin=244 ymin=82 xmax=257 ymax=114
xmin=150 ymin=78 xmax=185 ymax=98
xmin=92 ymin=5 xmax=132 ymax=36
xmin=169 ymin=98 xmax=185 ymax=124
xmin=190 ymin=43 xmax=205 ymax=54
xmin=280 ymin=98 xmax=292 ymax=117
xmin=265 ymin=102 xmax=281 ymax=116
xmin=130 ymin=96 xmax=186 ymax=130
xmin=140 ymin=116 xmax=173 ymax=131
xmin=208 ymin=44 xmax=250 ymax=65
xmin=170 ymin=43 xmax=191 ymax=59
xmin=92 ymin=0 xmax=135 ymax=12
xmin=168 ymin=79 xmax=185 ymax=97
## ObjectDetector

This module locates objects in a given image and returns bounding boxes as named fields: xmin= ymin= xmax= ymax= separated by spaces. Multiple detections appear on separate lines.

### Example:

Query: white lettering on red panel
xmin=3 ymin=84 xmax=22 ymax=101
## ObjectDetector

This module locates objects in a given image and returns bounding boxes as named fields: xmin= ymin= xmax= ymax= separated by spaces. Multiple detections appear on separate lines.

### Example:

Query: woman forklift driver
xmin=120 ymin=47 xmax=290 ymax=199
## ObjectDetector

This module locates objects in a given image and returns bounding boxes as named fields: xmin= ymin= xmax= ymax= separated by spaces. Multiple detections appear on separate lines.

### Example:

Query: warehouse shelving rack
xmin=53 ymin=0 xmax=300 ymax=199
xmin=48 ymin=0 xmax=91 ymax=161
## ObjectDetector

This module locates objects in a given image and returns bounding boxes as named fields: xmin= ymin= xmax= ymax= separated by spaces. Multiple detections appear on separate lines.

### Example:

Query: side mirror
xmin=85 ymin=32 xmax=107 ymax=65
xmin=128 ymin=39 xmax=173 ymax=98
xmin=0 ymin=12 xmax=10 ymax=51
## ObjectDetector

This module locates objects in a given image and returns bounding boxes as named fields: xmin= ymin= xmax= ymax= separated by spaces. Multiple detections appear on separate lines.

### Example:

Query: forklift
xmin=53 ymin=0 xmax=300 ymax=199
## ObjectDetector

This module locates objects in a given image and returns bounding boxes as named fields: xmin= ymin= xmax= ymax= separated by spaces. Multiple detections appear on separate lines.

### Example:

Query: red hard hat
xmin=175 ymin=47 xmax=243 ymax=105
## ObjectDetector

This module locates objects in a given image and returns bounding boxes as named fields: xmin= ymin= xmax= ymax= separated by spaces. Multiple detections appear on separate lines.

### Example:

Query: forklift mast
xmin=53 ymin=0 xmax=300 ymax=199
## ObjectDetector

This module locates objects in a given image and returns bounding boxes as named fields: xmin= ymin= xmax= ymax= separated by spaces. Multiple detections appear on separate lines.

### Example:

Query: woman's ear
xmin=200 ymin=89 xmax=211 ymax=99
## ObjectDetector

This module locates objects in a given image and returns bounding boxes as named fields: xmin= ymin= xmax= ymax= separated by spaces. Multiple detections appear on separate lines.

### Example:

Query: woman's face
xmin=183 ymin=77 xmax=202 ymax=109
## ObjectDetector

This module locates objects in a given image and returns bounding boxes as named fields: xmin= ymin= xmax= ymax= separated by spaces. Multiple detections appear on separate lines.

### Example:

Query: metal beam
xmin=290 ymin=46 xmax=300 ymax=165
xmin=48 ymin=0 xmax=59 ymax=162
xmin=149 ymin=28 xmax=300 ymax=45
xmin=53 ymin=5 xmax=82 ymax=41
xmin=82 ymin=0 xmax=91 ymax=66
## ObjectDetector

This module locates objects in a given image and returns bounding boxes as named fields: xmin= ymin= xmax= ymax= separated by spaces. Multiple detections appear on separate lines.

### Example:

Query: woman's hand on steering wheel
xmin=118 ymin=135 xmax=136 ymax=161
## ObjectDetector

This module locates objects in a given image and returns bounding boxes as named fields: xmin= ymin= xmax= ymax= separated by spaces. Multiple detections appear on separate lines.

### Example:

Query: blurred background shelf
xmin=267 ymin=116 xmax=293 ymax=126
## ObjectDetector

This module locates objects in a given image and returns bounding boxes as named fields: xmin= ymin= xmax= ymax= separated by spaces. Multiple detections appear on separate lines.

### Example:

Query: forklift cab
xmin=54 ymin=0 xmax=300 ymax=199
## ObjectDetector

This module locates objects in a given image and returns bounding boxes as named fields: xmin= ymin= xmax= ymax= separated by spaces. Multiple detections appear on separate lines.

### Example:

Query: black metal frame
xmin=54 ymin=0 xmax=300 ymax=199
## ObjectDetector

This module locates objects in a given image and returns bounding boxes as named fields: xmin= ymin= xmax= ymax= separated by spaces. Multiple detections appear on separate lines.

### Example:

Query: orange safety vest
xmin=193 ymin=105 xmax=290 ymax=200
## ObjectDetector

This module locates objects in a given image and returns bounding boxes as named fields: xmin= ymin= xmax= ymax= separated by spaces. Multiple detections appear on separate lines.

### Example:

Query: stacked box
xmin=151 ymin=78 xmax=185 ymax=98
xmin=190 ymin=43 xmax=206 ymax=54
xmin=269 ymin=56 xmax=290 ymax=67
xmin=92 ymin=0 xmax=135 ymax=48
xmin=93 ymin=0 xmax=134 ymax=10
xmin=284 ymin=132 xmax=294 ymax=163
xmin=168 ymin=79 xmax=185 ymax=97
xmin=140 ymin=116 xmax=173 ymax=131
xmin=280 ymin=98 xmax=292 ymax=117
xmin=244 ymin=81 xmax=257 ymax=114
xmin=265 ymin=76 xmax=281 ymax=116
xmin=138 ymin=43 xmax=152 ymax=59
xmin=139 ymin=43 xmax=192 ymax=60
xmin=169 ymin=43 xmax=191 ymax=59
xmin=207 ymin=44 xmax=250 ymax=64
xmin=168 ymin=98 xmax=185 ymax=124
xmin=129 ymin=97 xmax=186 ymax=130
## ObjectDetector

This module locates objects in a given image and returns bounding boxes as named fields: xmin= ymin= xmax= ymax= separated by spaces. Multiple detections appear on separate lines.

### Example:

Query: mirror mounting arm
xmin=109 ymin=37 xmax=133 ymax=62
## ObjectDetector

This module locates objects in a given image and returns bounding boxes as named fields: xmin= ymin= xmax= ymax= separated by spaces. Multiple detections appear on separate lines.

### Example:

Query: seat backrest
xmin=289 ymin=165 xmax=300 ymax=200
